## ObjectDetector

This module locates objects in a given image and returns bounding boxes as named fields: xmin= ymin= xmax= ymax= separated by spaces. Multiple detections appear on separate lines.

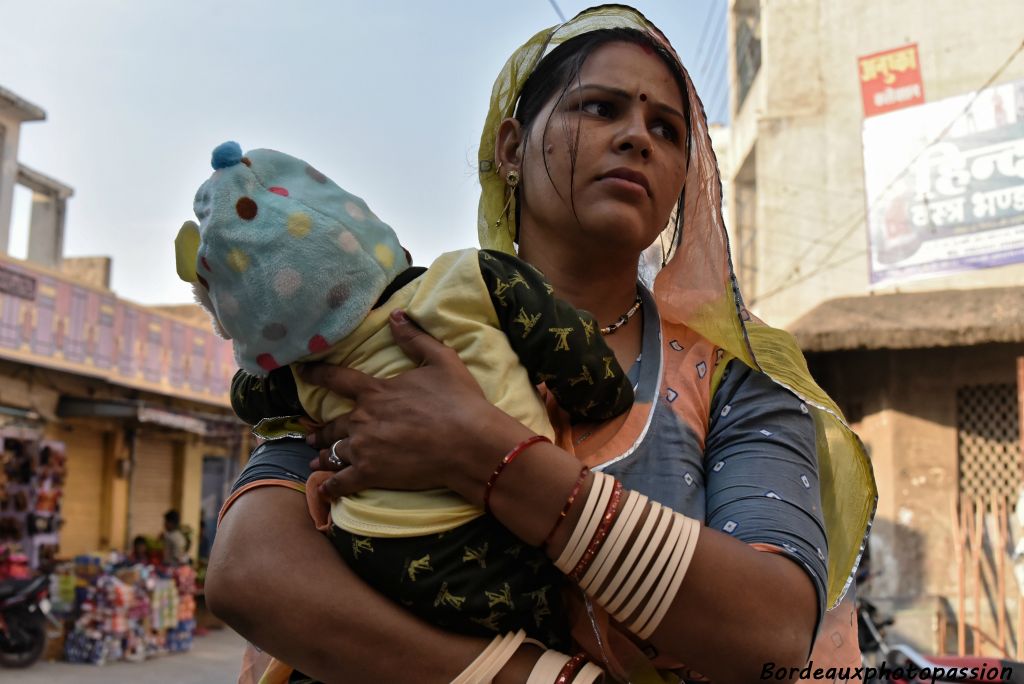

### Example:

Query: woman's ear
xmin=495 ymin=118 xmax=524 ymax=175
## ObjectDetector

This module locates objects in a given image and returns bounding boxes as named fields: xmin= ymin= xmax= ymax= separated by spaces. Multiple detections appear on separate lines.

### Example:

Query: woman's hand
xmin=302 ymin=309 xmax=529 ymax=502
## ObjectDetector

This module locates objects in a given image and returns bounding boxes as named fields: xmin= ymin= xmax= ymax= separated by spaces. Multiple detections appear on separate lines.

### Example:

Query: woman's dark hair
xmin=511 ymin=28 xmax=692 ymax=250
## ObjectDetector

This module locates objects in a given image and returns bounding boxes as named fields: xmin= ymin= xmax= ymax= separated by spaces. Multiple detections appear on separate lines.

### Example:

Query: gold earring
xmin=496 ymin=170 xmax=520 ymax=228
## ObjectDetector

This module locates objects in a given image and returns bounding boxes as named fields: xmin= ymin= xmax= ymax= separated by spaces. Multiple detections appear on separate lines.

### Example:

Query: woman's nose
xmin=614 ymin=112 xmax=652 ymax=159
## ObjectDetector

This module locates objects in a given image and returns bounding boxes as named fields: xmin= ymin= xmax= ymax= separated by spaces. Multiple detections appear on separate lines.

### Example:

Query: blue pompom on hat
xmin=211 ymin=141 xmax=243 ymax=169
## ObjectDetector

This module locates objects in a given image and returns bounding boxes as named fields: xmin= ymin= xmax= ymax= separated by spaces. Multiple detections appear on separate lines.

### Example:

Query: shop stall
xmin=53 ymin=554 xmax=197 ymax=665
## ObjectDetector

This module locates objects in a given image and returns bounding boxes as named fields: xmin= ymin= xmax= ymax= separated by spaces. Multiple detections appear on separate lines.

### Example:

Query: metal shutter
xmin=60 ymin=429 xmax=105 ymax=556
xmin=129 ymin=436 xmax=175 ymax=541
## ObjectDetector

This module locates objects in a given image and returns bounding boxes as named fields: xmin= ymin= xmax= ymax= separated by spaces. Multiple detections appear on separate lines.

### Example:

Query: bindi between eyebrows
xmin=571 ymin=84 xmax=684 ymax=121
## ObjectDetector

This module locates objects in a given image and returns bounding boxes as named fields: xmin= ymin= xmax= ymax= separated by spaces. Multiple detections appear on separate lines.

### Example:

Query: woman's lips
xmin=599 ymin=168 xmax=651 ymax=197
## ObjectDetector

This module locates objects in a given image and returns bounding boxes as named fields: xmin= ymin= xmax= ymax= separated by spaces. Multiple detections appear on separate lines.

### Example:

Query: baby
xmin=176 ymin=141 xmax=633 ymax=647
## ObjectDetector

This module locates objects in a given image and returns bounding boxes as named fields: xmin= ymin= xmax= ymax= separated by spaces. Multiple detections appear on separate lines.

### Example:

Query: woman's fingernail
xmin=390 ymin=309 xmax=408 ymax=323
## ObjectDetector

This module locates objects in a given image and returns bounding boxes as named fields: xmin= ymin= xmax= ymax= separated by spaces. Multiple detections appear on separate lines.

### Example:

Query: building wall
xmin=0 ymin=111 xmax=21 ymax=252
xmin=59 ymin=256 xmax=111 ymax=290
xmin=0 ymin=353 xmax=242 ymax=560
xmin=808 ymin=343 xmax=1024 ymax=653
xmin=727 ymin=0 xmax=1024 ymax=327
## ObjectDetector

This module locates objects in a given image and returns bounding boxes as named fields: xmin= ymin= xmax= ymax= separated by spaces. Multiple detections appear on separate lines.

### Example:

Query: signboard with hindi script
xmin=858 ymin=44 xmax=924 ymax=117
xmin=862 ymin=77 xmax=1024 ymax=286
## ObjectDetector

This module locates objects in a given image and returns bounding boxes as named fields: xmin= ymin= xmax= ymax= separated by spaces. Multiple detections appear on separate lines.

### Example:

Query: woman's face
xmin=516 ymin=41 xmax=689 ymax=260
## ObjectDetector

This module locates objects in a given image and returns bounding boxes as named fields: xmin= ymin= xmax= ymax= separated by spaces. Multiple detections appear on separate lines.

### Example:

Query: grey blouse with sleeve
xmin=597 ymin=287 xmax=829 ymax=626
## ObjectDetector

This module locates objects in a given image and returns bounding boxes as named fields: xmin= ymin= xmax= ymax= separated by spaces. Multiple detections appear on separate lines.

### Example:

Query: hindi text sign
xmin=859 ymin=44 xmax=924 ymax=118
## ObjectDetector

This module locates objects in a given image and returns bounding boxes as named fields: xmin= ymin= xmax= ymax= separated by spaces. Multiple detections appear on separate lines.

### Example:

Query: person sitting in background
xmin=161 ymin=509 xmax=190 ymax=566
xmin=129 ymin=535 xmax=150 ymax=565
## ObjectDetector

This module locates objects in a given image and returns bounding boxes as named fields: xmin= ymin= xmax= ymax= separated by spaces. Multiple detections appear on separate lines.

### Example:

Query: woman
xmin=207 ymin=6 xmax=875 ymax=683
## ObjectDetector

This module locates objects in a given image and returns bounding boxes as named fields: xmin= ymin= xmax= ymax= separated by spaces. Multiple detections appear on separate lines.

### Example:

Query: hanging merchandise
xmin=0 ymin=437 xmax=66 ymax=570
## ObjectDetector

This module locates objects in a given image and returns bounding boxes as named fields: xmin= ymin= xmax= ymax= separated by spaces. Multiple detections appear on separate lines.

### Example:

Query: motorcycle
xmin=0 ymin=574 xmax=53 ymax=668
xmin=858 ymin=594 xmax=1024 ymax=683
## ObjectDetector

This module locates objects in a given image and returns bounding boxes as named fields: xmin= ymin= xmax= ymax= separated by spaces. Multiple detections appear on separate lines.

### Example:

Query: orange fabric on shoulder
xmin=217 ymin=479 xmax=305 ymax=528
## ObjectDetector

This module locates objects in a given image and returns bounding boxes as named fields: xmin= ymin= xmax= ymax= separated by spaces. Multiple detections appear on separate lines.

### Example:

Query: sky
xmin=1 ymin=0 xmax=727 ymax=305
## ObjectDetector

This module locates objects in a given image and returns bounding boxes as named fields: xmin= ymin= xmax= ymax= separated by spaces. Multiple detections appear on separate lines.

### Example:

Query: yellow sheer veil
xmin=477 ymin=4 xmax=875 ymax=609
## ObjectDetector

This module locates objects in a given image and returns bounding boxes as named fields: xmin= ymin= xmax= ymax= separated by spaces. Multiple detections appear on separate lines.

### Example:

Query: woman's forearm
xmin=647 ymin=531 xmax=816 ymax=682
xmin=206 ymin=486 xmax=496 ymax=683
xmin=454 ymin=408 xmax=817 ymax=683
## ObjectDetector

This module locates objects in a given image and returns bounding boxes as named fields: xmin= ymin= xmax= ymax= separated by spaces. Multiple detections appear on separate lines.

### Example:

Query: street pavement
xmin=8 ymin=626 xmax=247 ymax=683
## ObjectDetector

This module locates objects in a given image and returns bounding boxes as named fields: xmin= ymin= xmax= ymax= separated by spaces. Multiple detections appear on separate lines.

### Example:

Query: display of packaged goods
xmin=55 ymin=554 xmax=197 ymax=665
xmin=50 ymin=571 xmax=77 ymax=615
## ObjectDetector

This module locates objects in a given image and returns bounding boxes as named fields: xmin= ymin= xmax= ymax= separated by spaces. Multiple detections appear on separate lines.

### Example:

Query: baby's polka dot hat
xmin=186 ymin=141 xmax=408 ymax=376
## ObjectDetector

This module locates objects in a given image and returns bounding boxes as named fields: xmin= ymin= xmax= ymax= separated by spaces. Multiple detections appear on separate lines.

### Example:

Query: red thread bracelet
xmin=555 ymin=653 xmax=588 ymax=684
xmin=544 ymin=465 xmax=590 ymax=549
xmin=483 ymin=435 xmax=551 ymax=514
xmin=569 ymin=479 xmax=624 ymax=582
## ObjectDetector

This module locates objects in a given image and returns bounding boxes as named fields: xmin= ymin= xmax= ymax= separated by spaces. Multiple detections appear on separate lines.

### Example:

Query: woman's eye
xmin=652 ymin=121 xmax=679 ymax=142
xmin=581 ymin=100 xmax=614 ymax=117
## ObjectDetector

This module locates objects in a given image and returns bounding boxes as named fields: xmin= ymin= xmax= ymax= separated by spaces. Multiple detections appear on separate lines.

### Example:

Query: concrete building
xmin=0 ymin=86 xmax=245 ymax=566
xmin=721 ymin=0 xmax=1024 ymax=657
xmin=725 ymin=0 xmax=1024 ymax=324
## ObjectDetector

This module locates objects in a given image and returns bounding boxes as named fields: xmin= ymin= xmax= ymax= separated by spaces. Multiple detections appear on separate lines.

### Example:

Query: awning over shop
xmin=56 ymin=398 xmax=241 ymax=437
xmin=789 ymin=286 xmax=1024 ymax=353
xmin=0 ymin=404 xmax=44 ymax=439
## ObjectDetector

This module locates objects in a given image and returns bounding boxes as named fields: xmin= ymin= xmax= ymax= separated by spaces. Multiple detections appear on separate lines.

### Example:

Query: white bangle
xmin=574 ymin=661 xmax=606 ymax=684
xmin=637 ymin=518 xmax=701 ymax=640
xmin=580 ymin=490 xmax=646 ymax=593
xmin=628 ymin=511 xmax=689 ymax=632
xmin=602 ymin=501 xmax=667 ymax=614
xmin=525 ymin=649 xmax=572 ymax=684
xmin=565 ymin=491 xmax=703 ymax=643
xmin=556 ymin=472 xmax=612 ymax=573
xmin=614 ymin=507 xmax=681 ymax=623
xmin=451 ymin=632 xmax=503 ymax=684
xmin=451 ymin=630 xmax=526 ymax=684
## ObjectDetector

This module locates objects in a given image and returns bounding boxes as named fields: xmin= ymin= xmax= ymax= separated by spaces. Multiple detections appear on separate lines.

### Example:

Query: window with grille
xmin=957 ymin=383 xmax=1022 ymax=504
xmin=734 ymin=0 xmax=762 ymax=111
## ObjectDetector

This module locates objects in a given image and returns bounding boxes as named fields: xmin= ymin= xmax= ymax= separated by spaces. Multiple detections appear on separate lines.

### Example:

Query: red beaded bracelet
xmin=555 ymin=653 xmax=588 ymax=684
xmin=543 ymin=465 xmax=590 ymax=549
xmin=483 ymin=435 xmax=552 ymax=514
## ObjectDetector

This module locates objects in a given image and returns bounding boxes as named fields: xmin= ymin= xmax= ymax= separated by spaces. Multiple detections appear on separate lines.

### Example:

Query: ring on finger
xmin=328 ymin=438 xmax=347 ymax=468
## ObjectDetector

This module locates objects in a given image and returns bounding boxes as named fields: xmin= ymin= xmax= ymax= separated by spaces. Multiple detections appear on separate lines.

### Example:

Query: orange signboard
xmin=858 ymin=44 xmax=924 ymax=117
